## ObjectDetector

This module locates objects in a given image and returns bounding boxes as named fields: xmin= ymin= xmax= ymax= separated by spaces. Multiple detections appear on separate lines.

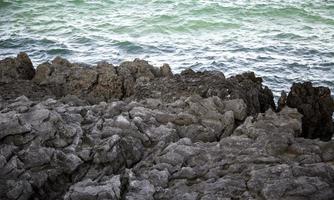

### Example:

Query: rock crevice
xmin=0 ymin=53 xmax=333 ymax=200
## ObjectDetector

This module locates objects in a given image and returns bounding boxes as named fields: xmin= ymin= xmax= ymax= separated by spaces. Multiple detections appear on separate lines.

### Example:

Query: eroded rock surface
xmin=0 ymin=53 xmax=333 ymax=200
xmin=287 ymin=82 xmax=334 ymax=141
xmin=131 ymin=69 xmax=276 ymax=115
xmin=1 ymin=54 xmax=275 ymax=114
xmin=0 ymin=95 xmax=333 ymax=200
xmin=0 ymin=52 xmax=35 ymax=83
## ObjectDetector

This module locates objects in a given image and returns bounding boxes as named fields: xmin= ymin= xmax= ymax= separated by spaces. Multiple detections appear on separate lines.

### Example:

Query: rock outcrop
xmin=130 ymin=70 xmax=276 ymax=115
xmin=32 ymin=58 xmax=173 ymax=103
xmin=0 ymin=52 xmax=35 ymax=82
xmin=287 ymin=82 xmax=334 ymax=141
xmin=0 ymin=54 xmax=275 ymax=114
xmin=0 ymin=53 xmax=333 ymax=200
xmin=0 ymin=95 xmax=333 ymax=200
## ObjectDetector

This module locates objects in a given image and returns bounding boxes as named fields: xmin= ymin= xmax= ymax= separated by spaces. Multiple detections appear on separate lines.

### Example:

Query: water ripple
xmin=0 ymin=0 xmax=334 ymax=97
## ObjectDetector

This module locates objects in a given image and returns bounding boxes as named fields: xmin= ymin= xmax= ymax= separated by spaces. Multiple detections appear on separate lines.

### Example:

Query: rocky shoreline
xmin=0 ymin=53 xmax=333 ymax=200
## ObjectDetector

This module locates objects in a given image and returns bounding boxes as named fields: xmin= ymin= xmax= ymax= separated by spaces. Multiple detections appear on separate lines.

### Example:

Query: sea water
xmin=0 ymin=0 xmax=333 ymax=97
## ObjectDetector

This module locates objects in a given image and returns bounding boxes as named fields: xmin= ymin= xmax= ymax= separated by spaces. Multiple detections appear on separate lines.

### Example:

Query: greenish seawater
xmin=0 ymin=0 xmax=334 ymax=96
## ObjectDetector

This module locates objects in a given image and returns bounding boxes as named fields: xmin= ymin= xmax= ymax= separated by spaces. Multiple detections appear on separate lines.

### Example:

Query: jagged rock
xmin=7 ymin=96 xmax=33 ymax=113
xmin=230 ymin=72 xmax=276 ymax=114
xmin=0 ymin=111 xmax=31 ymax=140
xmin=222 ymin=99 xmax=247 ymax=121
xmin=60 ymin=95 xmax=87 ymax=106
xmin=131 ymin=70 xmax=275 ymax=116
xmin=287 ymin=82 xmax=334 ymax=141
xmin=0 ymin=79 xmax=53 ymax=101
xmin=0 ymin=54 xmax=51 ymax=100
xmin=34 ymin=59 xmax=95 ymax=99
xmin=0 ymin=53 xmax=275 ymax=115
xmin=0 ymin=53 xmax=333 ymax=200
xmin=0 ymin=95 xmax=333 ymax=200
xmin=277 ymin=90 xmax=287 ymax=112
xmin=321 ymin=141 xmax=334 ymax=162
xmin=18 ymin=146 xmax=54 ymax=168
xmin=33 ymin=57 xmax=165 ymax=102
xmin=125 ymin=170 xmax=155 ymax=200
xmin=248 ymin=164 xmax=334 ymax=199
xmin=119 ymin=59 xmax=158 ymax=80
xmin=0 ymin=52 xmax=35 ymax=83
xmin=5 ymin=180 xmax=33 ymax=200
xmin=160 ymin=64 xmax=173 ymax=78
xmin=91 ymin=62 xmax=123 ymax=101
xmin=64 ymin=176 xmax=121 ymax=200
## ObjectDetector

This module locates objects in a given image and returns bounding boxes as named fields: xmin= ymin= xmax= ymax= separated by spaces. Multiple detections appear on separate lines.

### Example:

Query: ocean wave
xmin=0 ymin=0 xmax=333 ymax=98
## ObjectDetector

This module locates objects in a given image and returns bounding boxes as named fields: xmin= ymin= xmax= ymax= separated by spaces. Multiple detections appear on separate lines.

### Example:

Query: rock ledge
xmin=0 ymin=53 xmax=333 ymax=200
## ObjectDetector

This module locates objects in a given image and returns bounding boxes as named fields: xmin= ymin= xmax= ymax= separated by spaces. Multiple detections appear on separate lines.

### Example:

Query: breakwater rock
xmin=0 ymin=53 xmax=333 ymax=200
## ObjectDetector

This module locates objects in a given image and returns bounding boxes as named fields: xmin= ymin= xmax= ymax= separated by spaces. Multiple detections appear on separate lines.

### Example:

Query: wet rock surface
xmin=1 ymin=54 xmax=276 ymax=114
xmin=0 ymin=52 xmax=35 ymax=83
xmin=0 ymin=53 xmax=333 ymax=200
xmin=287 ymin=82 xmax=334 ymax=141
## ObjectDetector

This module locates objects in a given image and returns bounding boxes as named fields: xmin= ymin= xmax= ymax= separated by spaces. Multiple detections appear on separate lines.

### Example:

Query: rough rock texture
xmin=0 ymin=53 xmax=51 ymax=101
xmin=0 ymin=54 xmax=276 ymax=115
xmin=277 ymin=90 xmax=287 ymax=112
xmin=287 ymin=82 xmax=334 ymax=141
xmin=0 ymin=80 xmax=53 ymax=101
xmin=131 ymin=69 xmax=276 ymax=115
xmin=33 ymin=58 xmax=171 ymax=103
xmin=0 ymin=53 xmax=334 ymax=200
xmin=0 ymin=52 xmax=35 ymax=82
xmin=0 ymin=95 xmax=333 ymax=200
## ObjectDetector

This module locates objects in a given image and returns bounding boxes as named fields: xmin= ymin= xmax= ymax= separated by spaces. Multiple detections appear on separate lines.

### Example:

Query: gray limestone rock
xmin=0 ymin=53 xmax=333 ymax=200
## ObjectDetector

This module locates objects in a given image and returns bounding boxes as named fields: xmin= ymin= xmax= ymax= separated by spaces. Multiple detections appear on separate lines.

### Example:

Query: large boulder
xmin=287 ymin=82 xmax=334 ymax=141
xmin=0 ymin=52 xmax=35 ymax=82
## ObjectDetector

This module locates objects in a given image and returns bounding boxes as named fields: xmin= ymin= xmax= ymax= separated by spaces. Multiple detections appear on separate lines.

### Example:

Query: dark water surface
xmin=1 ymin=0 xmax=334 ymax=97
